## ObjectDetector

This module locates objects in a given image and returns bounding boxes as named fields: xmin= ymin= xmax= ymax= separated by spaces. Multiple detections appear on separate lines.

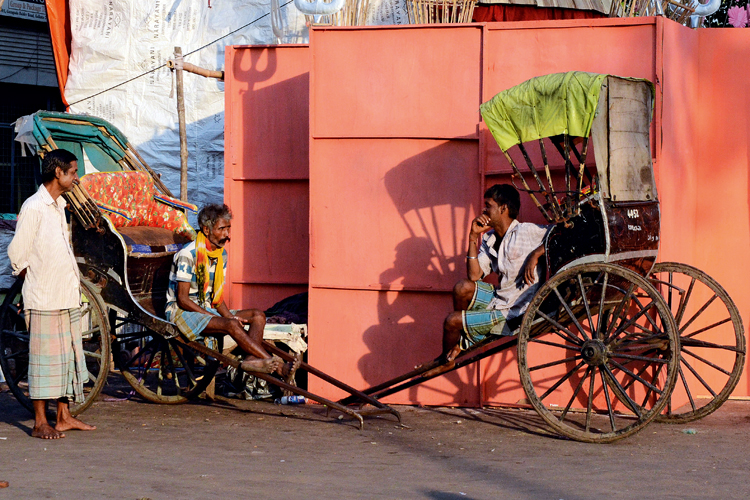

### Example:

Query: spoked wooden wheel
xmin=518 ymin=263 xmax=680 ymax=443
xmin=0 ymin=277 xmax=111 ymax=416
xmin=649 ymin=262 xmax=745 ymax=423
xmin=112 ymin=312 xmax=222 ymax=404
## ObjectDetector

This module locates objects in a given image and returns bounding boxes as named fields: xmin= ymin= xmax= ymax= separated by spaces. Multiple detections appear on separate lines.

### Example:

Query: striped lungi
xmin=168 ymin=307 xmax=237 ymax=342
xmin=25 ymin=308 xmax=88 ymax=403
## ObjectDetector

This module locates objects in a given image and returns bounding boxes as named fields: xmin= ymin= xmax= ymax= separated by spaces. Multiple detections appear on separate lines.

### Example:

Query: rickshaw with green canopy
xmin=342 ymin=71 xmax=745 ymax=443
xmin=0 ymin=111 xmax=401 ymax=429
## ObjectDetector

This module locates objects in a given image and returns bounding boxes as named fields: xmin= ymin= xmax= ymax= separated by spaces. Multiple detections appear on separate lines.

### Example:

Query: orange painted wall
xmin=224 ymin=45 xmax=310 ymax=311
xmin=226 ymin=19 xmax=750 ymax=405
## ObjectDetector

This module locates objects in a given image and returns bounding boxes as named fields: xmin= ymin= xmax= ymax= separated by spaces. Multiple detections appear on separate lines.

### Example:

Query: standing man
xmin=8 ymin=149 xmax=96 ymax=439
xmin=425 ymin=184 xmax=550 ymax=377
xmin=165 ymin=203 xmax=296 ymax=376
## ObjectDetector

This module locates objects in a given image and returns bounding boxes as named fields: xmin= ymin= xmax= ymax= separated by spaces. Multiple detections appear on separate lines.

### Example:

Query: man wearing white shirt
xmin=8 ymin=149 xmax=96 ymax=439
xmin=425 ymin=184 xmax=550 ymax=377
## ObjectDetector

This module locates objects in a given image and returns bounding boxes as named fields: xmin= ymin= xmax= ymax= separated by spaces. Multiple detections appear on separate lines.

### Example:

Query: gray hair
xmin=197 ymin=203 xmax=232 ymax=231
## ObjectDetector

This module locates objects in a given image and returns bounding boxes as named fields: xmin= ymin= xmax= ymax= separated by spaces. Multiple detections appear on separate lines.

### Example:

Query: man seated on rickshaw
xmin=165 ymin=203 xmax=297 ymax=376
xmin=425 ymin=184 xmax=551 ymax=377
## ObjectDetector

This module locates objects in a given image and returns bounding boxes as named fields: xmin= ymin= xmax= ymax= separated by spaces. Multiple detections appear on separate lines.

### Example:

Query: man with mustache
xmin=165 ymin=203 xmax=289 ymax=375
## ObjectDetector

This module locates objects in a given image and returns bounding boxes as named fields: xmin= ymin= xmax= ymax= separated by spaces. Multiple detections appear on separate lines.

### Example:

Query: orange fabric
xmin=472 ymin=5 xmax=606 ymax=22
xmin=45 ymin=0 xmax=72 ymax=107
xmin=80 ymin=172 xmax=196 ymax=239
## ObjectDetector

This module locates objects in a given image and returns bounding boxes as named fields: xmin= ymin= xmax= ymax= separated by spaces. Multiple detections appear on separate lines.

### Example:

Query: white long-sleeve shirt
xmin=7 ymin=185 xmax=81 ymax=310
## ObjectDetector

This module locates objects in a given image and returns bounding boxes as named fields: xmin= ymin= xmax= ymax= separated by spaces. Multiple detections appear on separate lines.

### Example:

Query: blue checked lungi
xmin=25 ymin=308 xmax=88 ymax=403
xmin=460 ymin=281 xmax=508 ymax=350
xmin=168 ymin=307 xmax=237 ymax=342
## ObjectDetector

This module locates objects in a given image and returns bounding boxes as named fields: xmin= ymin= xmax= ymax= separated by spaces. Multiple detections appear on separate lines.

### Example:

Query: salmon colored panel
xmin=309 ymin=139 xmax=481 ymax=291
xmin=307 ymin=288 xmax=480 ymax=405
xmin=660 ymin=23 xmax=750 ymax=397
xmin=225 ymin=45 xmax=310 ymax=180
xmin=229 ymin=284 xmax=309 ymax=313
xmin=310 ymin=26 xmax=482 ymax=139
xmin=227 ymin=180 xmax=309 ymax=285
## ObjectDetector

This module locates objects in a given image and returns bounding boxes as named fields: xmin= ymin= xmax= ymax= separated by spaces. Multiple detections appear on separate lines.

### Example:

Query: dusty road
xmin=1 ymin=386 xmax=749 ymax=500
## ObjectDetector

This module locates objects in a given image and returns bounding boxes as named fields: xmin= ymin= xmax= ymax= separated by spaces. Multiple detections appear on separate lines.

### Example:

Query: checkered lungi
xmin=25 ymin=308 xmax=88 ymax=403
xmin=169 ymin=307 xmax=237 ymax=342
xmin=460 ymin=281 xmax=508 ymax=351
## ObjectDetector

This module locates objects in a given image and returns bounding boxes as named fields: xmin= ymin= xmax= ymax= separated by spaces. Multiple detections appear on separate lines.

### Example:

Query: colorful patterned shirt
xmin=165 ymin=240 xmax=228 ymax=320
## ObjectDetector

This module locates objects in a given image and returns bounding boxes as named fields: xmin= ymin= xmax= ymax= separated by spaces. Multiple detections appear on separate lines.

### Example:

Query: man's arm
xmin=7 ymin=206 xmax=41 ymax=277
xmin=466 ymin=215 xmax=491 ymax=281
xmin=175 ymin=281 xmax=219 ymax=316
xmin=523 ymin=245 xmax=545 ymax=285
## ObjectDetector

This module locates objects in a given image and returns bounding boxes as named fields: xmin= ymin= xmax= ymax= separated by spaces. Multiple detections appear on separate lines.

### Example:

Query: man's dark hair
xmin=198 ymin=203 xmax=232 ymax=231
xmin=41 ymin=149 xmax=78 ymax=184
xmin=484 ymin=184 xmax=520 ymax=219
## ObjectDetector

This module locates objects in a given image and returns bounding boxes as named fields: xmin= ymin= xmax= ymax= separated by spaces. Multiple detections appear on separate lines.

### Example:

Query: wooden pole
xmin=174 ymin=47 xmax=189 ymax=202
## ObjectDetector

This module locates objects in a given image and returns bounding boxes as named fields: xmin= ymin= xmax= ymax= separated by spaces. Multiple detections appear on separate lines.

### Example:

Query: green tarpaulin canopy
xmin=480 ymin=72 xmax=651 ymax=152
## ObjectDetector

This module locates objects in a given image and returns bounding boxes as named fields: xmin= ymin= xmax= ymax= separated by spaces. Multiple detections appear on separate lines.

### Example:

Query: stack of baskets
xmin=406 ymin=0 xmax=476 ymax=23
xmin=304 ymin=0 xmax=371 ymax=26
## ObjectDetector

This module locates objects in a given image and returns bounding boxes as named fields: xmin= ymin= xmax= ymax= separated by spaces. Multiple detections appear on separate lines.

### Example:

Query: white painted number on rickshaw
xmin=627 ymin=209 xmax=639 ymax=218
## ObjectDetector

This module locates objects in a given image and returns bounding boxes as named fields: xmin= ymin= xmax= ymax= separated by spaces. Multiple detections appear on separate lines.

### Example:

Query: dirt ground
xmin=2 ymin=383 xmax=750 ymax=500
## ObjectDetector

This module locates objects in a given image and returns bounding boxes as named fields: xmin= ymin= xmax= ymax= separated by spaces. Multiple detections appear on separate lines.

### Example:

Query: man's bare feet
xmin=31 ymin=423 xmax=65 ymax=439
xmin=55 ymin=415 xmax=96 ymax=433
xmin=241 ymin=355 xmax=281 ymax=374
xmin=279 ymin=353 xmax=302 ymax=383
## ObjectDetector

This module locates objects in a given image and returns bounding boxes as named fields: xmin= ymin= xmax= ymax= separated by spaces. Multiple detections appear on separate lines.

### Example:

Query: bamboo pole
xmin=174 ymin=47 xmax=189 ymax=202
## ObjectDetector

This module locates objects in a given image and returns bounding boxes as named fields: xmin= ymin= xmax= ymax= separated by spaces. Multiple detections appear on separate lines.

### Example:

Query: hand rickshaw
xmin=0 ymin=111 xmax=400 ymax=428
xmin=340 ymin=72 xmax=745 ymax=442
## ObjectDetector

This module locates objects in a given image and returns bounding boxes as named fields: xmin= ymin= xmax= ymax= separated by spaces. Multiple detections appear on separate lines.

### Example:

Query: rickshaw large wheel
xmin=648 ymin=262 xmax=745 ymax=423
xmin=517 ymin=263 xmax=679 ymax=443
xmin=0 ymin=277 xmax=111 ymax=416
xmin=112 ymin=312 xmax=222 ymax=404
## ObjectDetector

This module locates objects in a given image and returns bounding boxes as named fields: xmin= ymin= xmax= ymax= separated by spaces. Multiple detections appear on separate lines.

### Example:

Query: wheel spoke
xmin=681 ymin=348 xmax=732 ymax=376
xmin=80 ymin=326 xmax=101 ymax=338
xmin=602 ymin=364 xmax=641 ymax=418
xmin=1 ymin=330 xmax=30 ymax=342
xmin=83 ymin=350 xmax=102 ymax=360
xmin=528 ymin=337 xmax=582 ymax=351
xmin=538 ymin=360 xmax=587 ymax=401
xmin=682 ymin=317 xmax=733 ymax=340
xmin=552 ymin=285 xmax=590 ymax=341
xmin=680 ymin=295 xmax=719 ymax=335
xmin=604 ymin=283 xmax=637 ymax=342
xmin=609 ymin=352 xmax=670 ymax=365
xmin=2 ymin=348 xmax=29 ymax=360
xmin=599 ymin=367 xmax=617 ymax=432
xmin=536 ymin=310 xmax=585 ymax=346
xmin=608 ymin=300 xmax=657 ymax=341
xmin=676 ymin=365 xmax=697 ymax=413
xmin=529 ymin=355 xmax=582 ymax=372
xmin=560 ymin=366 xmax=592 ymax=422
xmin=680 ymin=336 xmax=742 ymax=352
xmin=674 ymin=277 xmax=696 ymax=326
xmin=171 ymin=341 xmax=199 ymax=388
xmin=608 ymin=358 xmax=664 ymax=394
xmin=585 ymin=369 xmax=595 ymax=433
xmin=577 ymin=275 xmax=596 ymax=340
xmin=680 ymin=356 xmax=719 ymax=397
xmin=595 ymin=272 xmax=610 ymax=339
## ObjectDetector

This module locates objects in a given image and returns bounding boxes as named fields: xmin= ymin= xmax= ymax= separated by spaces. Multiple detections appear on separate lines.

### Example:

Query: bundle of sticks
xmin=406 ymin=0 xmax=476 ymax=24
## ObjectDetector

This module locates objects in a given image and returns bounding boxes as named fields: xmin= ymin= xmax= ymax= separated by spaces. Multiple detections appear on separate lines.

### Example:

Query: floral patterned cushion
xmin=80 ymin=171 xmax=196 ymax=240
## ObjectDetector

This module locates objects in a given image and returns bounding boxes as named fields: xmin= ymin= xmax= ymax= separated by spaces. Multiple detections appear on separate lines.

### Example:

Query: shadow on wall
xmin=355 ymin=141 xmax=523 ymax=403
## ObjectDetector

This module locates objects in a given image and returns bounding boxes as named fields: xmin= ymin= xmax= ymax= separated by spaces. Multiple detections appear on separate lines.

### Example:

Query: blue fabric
xmin=460 ymin=281 xmax=507 ymax=350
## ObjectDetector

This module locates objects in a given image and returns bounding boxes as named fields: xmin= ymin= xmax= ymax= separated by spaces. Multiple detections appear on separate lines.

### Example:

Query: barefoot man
xmin=8 ymin=149 xmax=96 ymax=439
xmin=425 ymin=184 xmax=551 ymax=377
xmin=165 ymin=203 xmax=296 ymax=377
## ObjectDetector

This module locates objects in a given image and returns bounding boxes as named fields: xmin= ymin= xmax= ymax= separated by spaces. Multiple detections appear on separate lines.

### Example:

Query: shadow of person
xmin=358 ymin=237 xmax=476 ymax=402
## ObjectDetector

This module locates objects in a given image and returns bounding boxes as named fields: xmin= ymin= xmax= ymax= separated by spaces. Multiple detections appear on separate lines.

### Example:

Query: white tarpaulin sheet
xmin=63 ymin=0 xmax=408 ymax=212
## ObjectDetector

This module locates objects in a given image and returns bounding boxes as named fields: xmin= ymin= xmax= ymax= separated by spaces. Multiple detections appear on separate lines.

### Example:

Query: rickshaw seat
xmin=80 ymin=171 xmax=197 ymax=240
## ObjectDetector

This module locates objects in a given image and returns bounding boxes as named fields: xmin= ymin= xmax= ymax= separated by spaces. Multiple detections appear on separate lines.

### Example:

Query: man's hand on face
xmin=470 ymin=214 xmax=492 ymax=238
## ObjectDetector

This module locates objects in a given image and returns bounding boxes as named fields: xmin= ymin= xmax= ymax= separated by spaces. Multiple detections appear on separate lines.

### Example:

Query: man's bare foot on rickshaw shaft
xmin=241 ymin=355 xmax=281 ymax=373
xmin=31 ymin=423 xmax=65 ymax=439
xmin=420 ymin=345 xmax=462 ymax=378
xmin=56 ymin=415 xmax=96 ymax=433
